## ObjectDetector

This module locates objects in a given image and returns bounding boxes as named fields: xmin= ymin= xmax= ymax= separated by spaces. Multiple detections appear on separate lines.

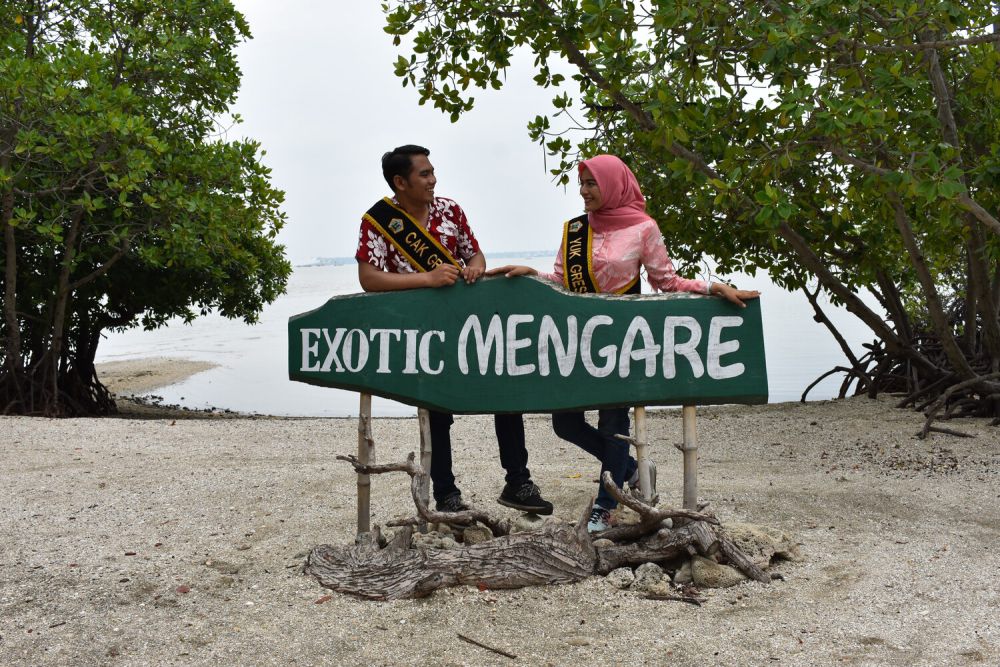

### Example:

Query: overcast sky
xmin=229 ymin=1 xmax=581 ymax=265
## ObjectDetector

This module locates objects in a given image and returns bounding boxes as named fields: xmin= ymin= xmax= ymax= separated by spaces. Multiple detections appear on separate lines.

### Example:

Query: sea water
xmin=97 ymin=257 xmax=879 ymax=416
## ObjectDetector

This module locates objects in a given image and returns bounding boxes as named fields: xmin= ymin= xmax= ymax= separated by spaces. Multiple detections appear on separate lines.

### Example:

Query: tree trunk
xmin=46 ymin=209 xmax=85 ymax=415
xmin=874 ymin=269 xmax=912 ymax=344
xmin=966 ymin=222 xmax=1000 ymax=361
xmin=964 ymin=251 xmax=979 ymax=355
xmin=307 ymin=518 xmax=597 ymax=600
xmin=888 ymin=194 xmax=977 ymax=381
xmin=3 ymin=197 xmax=19 ymax=371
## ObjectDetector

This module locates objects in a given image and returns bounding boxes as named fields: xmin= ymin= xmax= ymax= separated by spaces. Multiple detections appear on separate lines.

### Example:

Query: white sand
xmin=0 ymin=361 xmax=996 ymax=665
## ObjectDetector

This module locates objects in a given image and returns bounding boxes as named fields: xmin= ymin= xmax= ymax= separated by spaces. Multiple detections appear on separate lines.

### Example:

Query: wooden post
xmin=681 ymin=404 xmax=698 ymax=510
xmin=417 ymin=408 xmax=433 ymax=529
xmin=356 ymin=393 xmax=375 ymax=537
xmin=633 ymin=406 xmax=653 ymax=502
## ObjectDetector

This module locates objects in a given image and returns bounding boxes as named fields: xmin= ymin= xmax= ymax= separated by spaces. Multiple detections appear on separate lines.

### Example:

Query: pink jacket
xmin=538 ymin=218 xmax=709 ymax=295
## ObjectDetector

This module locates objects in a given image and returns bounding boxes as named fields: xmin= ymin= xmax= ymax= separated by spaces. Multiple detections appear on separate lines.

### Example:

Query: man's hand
xmin=711 ymin=282 xmax=760 ymax=308
xmin=485 ymin=265 xmax=537 ymax=278
xmin=424 ymin=263 xmax=460 ymax=287
xmin=462 ymin=251 xmax=486 ymax=284
xmin=462 ymin=265 xmax=484 ymax=284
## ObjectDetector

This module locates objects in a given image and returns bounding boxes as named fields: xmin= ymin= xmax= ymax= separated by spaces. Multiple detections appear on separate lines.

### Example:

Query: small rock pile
xmin=604 ymin=519 xmax=801 ymax=592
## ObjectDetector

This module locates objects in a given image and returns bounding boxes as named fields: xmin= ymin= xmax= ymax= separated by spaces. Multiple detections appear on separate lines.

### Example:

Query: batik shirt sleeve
xmin=355 ymin=217 xmax=396 ymax=270
xmin=431 ymin=198 xmax=481 ymax=263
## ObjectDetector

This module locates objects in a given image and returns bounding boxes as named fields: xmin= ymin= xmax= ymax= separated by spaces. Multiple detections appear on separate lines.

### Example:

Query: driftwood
xmin=457 ymin=634 xmax=517 ymax=659
xmin=336 ymin=453 xmax=511 ymax=537
xmin=304 ymin=456 xmax=771 ymax=600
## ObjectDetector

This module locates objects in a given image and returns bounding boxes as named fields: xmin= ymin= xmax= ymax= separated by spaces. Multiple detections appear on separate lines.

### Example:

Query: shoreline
xmin=97 ymin=356 xmax=218 ymax=396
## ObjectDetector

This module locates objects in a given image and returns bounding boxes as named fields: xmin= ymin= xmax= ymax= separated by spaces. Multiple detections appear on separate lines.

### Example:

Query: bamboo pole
xmin=356 ymin=393 xmax=374 ymax=537
xmin=681 ymin=405 xmax=698 ymax=510
xmin=633 ymin=406 xmax=652 ymax=502
xmin=417 ymin=408 xmax=433 ymax=531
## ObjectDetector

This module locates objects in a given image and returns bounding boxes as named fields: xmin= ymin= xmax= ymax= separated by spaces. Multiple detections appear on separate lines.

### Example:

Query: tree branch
xmin=844 ymin=32 xmax=1000 ymax=53
xmin=337 ymin=453 xmax=510 ymax=537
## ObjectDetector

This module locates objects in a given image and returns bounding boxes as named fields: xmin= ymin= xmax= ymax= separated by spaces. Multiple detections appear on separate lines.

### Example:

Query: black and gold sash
xmin=562 ymin=214 xmax=640 ymax=294
xmin=363 ymin=197 xmax=461 ymax=272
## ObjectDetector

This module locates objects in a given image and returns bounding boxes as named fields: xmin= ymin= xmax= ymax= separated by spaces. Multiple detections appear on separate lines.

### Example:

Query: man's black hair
xmin=381 ymin=145 xmax=430 ymax=191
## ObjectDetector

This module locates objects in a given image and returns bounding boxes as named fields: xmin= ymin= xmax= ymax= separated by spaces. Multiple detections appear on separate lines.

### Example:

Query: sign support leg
xmin=682 ymin=404 xmax=698 ymax=510
xmin=417 ymin=408 xmax=432 ymax=530
xmin=357 ymin=393 xmax=374 ymax=538
xmin=634 ymin=406 xmax=652 ymax=502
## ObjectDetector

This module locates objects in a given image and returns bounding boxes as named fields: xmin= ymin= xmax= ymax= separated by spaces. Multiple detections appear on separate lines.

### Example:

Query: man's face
xmin=396 ymin=154 xmax=436 ymax=205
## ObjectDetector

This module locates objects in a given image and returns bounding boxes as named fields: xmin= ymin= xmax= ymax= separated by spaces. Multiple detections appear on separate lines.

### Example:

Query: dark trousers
xmin=428 ymin=410 xmax=531 ymax=502
xmin=552 ymin=407 xmax=637 ymax=510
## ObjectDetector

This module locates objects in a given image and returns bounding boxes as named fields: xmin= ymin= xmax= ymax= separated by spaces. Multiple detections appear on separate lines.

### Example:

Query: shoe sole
xmin=497 ymin=497 xmax=554 ymax=515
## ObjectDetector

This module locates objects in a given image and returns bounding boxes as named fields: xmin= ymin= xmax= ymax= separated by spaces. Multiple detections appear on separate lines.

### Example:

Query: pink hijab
xmin=578 ymin=154 xmax=653 ymax=231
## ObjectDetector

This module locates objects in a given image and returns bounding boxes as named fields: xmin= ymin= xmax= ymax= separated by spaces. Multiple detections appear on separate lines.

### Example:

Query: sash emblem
xmin=562 ymin=214 xmax=639 ymax=295
xmin=363 ymin=198 xmax=461 ymax=273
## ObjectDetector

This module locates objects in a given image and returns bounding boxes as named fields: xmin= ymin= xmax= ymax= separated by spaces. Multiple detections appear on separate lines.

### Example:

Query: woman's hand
xmin=711 ymin=282 xmax=760 ymax=308
xmin=485 ymin=265 xmax=538 ymax=278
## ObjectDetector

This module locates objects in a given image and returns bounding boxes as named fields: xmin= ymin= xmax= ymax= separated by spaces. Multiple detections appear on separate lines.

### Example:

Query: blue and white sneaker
xmin=587 ymin=505 xmax=612 ymax=533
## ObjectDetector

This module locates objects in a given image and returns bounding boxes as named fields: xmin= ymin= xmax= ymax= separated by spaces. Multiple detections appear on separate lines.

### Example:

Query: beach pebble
xmin=412 ymin=531 xmax=449 ymax=549
xmin=647 ymin=580 xmax=675 ymax=597
xmin=722 ymin=523 xmax=801 ymax=566
xmin=631 ymin=562 xmax=666 ymax=593
xmin=673 ymin=560 xmax=693 ymax=585
xmin=431 ymin=523 xmax=454 ymax=537
xmin=612 ymin=506 xmax=641 ymax=526
xmin=606 ymin=567 xmax=635 ymax=590
xmin=462 ymin=525 xmax=492 ymax=545
xmin=512 ymin=513 xmax=544 ymax=533
xmin=565 ymin=636 xmax=592 ymax=646
xmin=691 ymin=555 xmax=748 ymax=589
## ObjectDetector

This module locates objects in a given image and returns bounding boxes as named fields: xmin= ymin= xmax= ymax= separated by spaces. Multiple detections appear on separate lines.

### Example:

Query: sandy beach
xmin=0 ymin=357 xmax=997 ymax=666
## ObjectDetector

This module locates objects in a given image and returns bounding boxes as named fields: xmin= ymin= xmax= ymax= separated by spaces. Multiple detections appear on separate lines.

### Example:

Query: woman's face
xmin=579 ymin=166 xmax=603 ymax=212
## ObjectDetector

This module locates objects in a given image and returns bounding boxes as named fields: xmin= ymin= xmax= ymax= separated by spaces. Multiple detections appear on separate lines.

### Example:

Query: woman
xmin=487 ymin=154 xmax=759 ymax=531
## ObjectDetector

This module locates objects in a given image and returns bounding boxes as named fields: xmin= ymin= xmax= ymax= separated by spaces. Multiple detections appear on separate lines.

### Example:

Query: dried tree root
xmin=306 ymin=457 xmax=770 ymax=599
xmin=337 ymin=453 xmax=510 ymax=536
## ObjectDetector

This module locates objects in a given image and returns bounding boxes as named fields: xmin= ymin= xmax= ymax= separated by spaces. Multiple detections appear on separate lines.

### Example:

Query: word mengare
xmin=299 ymin=313 xmax=747 ymax=381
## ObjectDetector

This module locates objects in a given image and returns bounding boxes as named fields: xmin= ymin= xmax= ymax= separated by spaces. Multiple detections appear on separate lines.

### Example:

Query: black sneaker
xmin=435 ymin=492 xmax=470 ymax=513
xmin=497 ymin=481 xmax=553 ymax=515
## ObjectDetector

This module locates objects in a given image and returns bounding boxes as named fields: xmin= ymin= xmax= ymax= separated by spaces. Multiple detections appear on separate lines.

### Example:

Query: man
xmin=355 ymin=144 xmax=552 ymax=515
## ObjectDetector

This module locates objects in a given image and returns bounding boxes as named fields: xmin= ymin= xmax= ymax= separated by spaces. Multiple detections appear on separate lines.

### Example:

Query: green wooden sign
xmin=288 ymin=276 xmax=767 ymax=413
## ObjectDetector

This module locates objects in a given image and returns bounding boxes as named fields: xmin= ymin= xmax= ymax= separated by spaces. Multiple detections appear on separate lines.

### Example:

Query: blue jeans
xmin=552 ymin=408 xmax=637 ymax=510
xmin=428 ymin=411 xmax=531 ymax=502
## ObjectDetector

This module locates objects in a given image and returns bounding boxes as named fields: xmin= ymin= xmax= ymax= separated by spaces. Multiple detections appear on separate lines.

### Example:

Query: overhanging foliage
xmin=1 ymin=1 xmax=290 ymax=416
xmin=383 ymin=0 xmax=1000 ymax=428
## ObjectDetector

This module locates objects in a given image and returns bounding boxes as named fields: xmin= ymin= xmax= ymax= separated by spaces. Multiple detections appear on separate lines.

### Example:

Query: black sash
xmin=363 ymin=197 xmax=461 ymax=272
xmin=562 ymin=214 xmax=640 ymax=295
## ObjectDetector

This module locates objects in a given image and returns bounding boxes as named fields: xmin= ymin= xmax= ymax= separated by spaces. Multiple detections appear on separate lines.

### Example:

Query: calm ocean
xmin=97 ymin=256 xmax=878 ymax=416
